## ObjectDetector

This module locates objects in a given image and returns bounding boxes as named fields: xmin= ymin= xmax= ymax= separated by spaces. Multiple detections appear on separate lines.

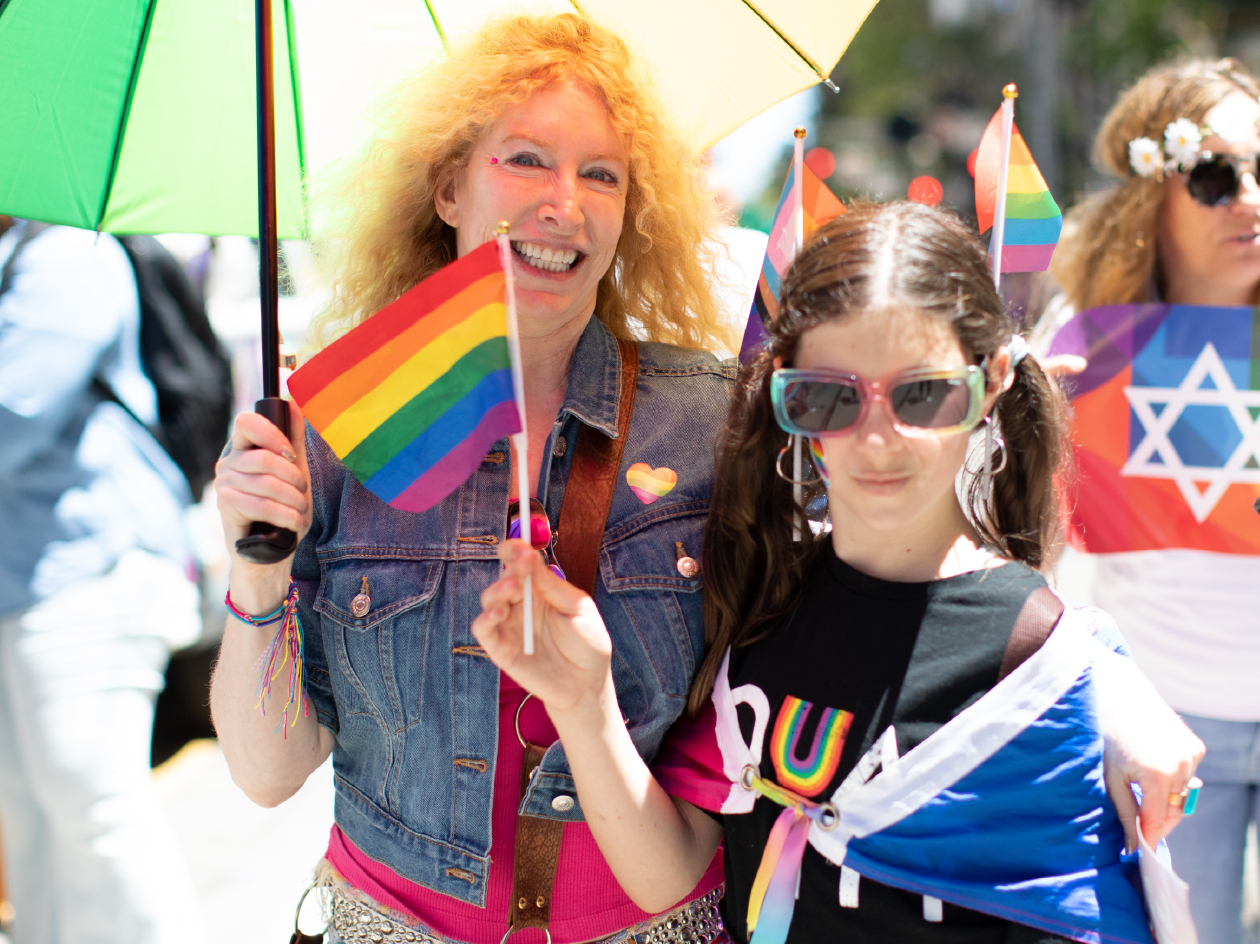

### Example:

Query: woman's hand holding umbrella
xmin=215 ymin=397 xmax=312 ymax=609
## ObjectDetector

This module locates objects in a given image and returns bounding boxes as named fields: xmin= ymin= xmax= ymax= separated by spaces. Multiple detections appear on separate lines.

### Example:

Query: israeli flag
xmin=712 ymin=608 xmax=1169 ymax=944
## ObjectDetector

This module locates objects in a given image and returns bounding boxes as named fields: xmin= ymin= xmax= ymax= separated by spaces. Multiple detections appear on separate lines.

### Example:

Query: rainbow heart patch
xmin=626 ymin=463 xmax=677 ymax=504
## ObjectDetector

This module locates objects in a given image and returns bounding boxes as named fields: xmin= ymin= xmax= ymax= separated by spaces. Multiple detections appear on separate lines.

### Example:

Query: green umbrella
xmin=0 ymin=0 xmax=305 ymax=238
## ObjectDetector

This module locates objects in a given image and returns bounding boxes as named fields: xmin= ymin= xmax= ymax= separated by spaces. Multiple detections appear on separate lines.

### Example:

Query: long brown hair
xmin=1052 ymin=58 xmax=1260 ymax=309
xmin=689 ymin=201 xmax=1069 ymax=713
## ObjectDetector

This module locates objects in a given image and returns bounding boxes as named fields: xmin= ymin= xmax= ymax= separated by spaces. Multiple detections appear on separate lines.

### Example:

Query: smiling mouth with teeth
xmin=511 ymin=240 xmax=582 ymax=273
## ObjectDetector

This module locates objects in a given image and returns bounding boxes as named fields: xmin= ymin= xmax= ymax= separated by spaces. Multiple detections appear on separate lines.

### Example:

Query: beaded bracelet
xmin=227 ymin=580 xmax=309 ymax=738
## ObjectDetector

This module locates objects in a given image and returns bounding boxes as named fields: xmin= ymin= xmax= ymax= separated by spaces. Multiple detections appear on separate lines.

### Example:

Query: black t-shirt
xmin=716 ymin=546 xmax=1072 ymax=944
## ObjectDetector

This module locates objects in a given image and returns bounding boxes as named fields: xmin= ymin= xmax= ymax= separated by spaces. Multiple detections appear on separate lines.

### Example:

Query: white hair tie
xmin=1007 ymin=334 xmax=1030 ymax=368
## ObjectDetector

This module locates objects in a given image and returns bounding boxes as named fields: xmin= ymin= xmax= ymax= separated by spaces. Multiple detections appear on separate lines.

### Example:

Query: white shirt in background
xmin=1054 ymin=546 xmax=1260 ymax=721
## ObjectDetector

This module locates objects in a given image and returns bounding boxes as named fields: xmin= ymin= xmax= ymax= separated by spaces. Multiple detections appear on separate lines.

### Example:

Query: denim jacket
xmin=294 ymin=316 xmax=735 ymax=906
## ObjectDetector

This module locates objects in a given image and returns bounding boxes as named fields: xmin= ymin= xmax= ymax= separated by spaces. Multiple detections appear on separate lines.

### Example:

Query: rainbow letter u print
xmin=770 ymin=695 xmax=852 ymax=797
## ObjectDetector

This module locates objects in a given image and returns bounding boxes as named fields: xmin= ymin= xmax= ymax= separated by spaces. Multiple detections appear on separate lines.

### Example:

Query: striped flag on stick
xmin=288 ymin=239 xmax=522 ymax=515
xmin=974 ymin=84 xmax=1063 ymax=282
xmin=740 ymin=151 xmax=846 ymax=363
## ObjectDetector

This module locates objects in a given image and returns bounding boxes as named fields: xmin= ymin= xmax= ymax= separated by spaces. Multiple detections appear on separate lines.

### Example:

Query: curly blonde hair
xmin=1052 ymin=58 xmax=1260 ymax=309
xmin=308 ymin=13 xmax=731 ymax=354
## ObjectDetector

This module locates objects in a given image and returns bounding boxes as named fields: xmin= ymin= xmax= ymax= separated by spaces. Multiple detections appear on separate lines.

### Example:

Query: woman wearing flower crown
xmin=1045 ymin=58 xmax=1260 ymax=944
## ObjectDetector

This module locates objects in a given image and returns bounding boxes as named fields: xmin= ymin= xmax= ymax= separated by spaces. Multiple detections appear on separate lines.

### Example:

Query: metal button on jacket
xmin=551 ymin=795 xmax=575 ymax=812
xmin=553 ymin=436 xmax=567 ymax=458
xmin=350 ymin=576 xmax=371 ymax=618
xmin=676 ymin=557 xmax=700 ymax=578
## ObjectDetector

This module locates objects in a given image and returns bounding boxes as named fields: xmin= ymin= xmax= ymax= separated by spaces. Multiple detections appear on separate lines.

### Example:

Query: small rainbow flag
xmin=287 ymin=241 xmax=521 ymax=514
xmin=974 ymin=107 xmax=1062 ymax=272
xmin=740 ymin=162 xmax=846 ymax=361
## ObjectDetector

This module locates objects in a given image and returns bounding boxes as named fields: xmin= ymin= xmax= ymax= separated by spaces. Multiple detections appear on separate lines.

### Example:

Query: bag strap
xmin=505 ymin=336 xmax=639 ymax=937
xmin=552 ymin=337 xmax=639 ymax=594
xmin=0 ymin=221 xmax=52 ymax=301
xmin=996 ymin=586 xmax=1065 ymax=683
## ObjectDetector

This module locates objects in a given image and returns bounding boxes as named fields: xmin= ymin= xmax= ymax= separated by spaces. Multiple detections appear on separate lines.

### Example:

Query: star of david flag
xmin=1048 ymin=304 xmax=1260 ymax=553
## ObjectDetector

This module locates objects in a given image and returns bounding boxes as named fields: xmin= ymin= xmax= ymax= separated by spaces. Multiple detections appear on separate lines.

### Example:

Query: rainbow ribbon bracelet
xmin=225 ymin=580 xmax=309 ymax=738
xmin=740 ymin=765 xmax=838 ymax=944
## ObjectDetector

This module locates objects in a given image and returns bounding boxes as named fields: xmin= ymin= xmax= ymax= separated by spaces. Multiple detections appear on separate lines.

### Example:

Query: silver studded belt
xmin=326 ymin=883 xmax=726 ymax=944
xmin=630 ymin=887 xmax=726 ymax=944
xmin=328 ymin=888 xmax=443 ymax=944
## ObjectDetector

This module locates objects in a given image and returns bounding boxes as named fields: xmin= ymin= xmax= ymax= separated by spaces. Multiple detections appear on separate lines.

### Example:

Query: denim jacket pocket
xmin=315 ymin=556 xmax=443 ymax=631
xmin=599 ymin=499 xmax=707 ymax=593
xmin=597 ymin=500 xmax=707 ymax=708
xmin=315 ymin=556 xmax=445 ymax=794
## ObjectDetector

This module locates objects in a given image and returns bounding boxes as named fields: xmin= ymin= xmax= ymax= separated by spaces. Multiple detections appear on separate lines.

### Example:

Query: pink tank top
xmin=325 ymin=675 xmax=724 ymax=944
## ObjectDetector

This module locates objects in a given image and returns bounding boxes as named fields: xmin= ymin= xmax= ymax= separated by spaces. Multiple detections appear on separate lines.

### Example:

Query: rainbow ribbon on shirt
xmin=743 ymin=769 xmax=837 ymax=944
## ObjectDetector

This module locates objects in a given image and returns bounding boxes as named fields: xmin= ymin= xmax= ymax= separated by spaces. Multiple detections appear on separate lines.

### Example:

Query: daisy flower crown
xmin=1127 ymin=98 xmax=1260 ymax=179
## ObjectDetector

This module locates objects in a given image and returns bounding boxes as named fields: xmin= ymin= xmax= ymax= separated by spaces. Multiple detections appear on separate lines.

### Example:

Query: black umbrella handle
xmin=237 ymin=0 xmax=295 ymax=565
xmin=234 ymin=396 xmax=298 ymax=564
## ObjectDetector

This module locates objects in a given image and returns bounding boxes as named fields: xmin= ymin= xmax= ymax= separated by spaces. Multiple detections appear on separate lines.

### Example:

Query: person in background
xmin=0 ymin=218 xmax=204 ymax=944
xmin=1045 ymin=58 xmax=1260 ymax=944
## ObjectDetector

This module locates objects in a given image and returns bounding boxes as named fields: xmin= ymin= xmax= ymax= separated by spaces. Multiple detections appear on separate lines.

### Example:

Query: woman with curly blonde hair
xmin=1048 ymin=58 xmax=1260 ymax=944
xmin=211 ymin=13 xmax=734 ymax=944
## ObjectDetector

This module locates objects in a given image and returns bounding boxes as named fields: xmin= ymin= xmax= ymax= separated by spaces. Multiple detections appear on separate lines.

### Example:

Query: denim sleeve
xmin=294 ymin=472 xmax=337 ymax=734
xmin=0 ymin=229 xmax=139 ymax=476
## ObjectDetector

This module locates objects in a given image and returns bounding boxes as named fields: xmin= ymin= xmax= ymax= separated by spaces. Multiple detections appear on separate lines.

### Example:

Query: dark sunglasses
xmin=1185 ymin=152 xmax=1260 ymax=207
xmin=507 ymin=498 xmax=565 ymax=580
xmin=771 ymin=366 xmax=986 ymax=439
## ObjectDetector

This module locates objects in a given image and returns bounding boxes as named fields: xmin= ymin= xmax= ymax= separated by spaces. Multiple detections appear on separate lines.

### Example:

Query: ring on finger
xmin=1168 ymin=777 xmax=1203 ymax=815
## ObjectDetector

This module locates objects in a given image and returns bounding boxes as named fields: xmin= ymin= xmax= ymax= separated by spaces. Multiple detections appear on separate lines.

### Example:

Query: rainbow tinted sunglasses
xmin=770 ymin=365 xmax=987 ymax=439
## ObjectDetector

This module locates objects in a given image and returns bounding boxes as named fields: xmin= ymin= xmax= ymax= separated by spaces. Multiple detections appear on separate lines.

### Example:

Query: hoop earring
xmin=776 ymin=437 xmax=821 ymax=485
xmin=965 ymin=416 xmax=1008 ymax=477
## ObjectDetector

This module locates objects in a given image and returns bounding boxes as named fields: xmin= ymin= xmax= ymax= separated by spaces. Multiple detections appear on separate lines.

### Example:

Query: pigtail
xmin=970 ymin=355 xmax=1070 ymax=569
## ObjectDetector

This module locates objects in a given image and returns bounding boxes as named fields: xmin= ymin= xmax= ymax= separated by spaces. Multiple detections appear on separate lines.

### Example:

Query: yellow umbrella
xmin=295 ymin=0 xmax=881 ymax=191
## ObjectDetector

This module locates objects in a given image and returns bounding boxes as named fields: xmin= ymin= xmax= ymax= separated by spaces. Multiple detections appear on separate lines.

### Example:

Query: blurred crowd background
xmin=3 ymin=0 xmax=1259 ymax=941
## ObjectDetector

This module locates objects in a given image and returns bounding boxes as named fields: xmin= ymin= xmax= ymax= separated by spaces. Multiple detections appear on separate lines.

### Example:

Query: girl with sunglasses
xmin=1044 ymin=59 xmax=1260 ymax=944
xmin=474 ymin=202 xmax=1201 ymax=944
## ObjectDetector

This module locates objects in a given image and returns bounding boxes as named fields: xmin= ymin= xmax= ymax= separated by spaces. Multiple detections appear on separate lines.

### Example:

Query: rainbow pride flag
xmin=740 ymin=163 xmax=846 ymax=361
xmin=1048 ymin=303 xmax=1260 ymax=553
xmin=974 ymin=108 xmax=1062 ymax=272
xmin=287 ymin=241 xmax=521 ymax=514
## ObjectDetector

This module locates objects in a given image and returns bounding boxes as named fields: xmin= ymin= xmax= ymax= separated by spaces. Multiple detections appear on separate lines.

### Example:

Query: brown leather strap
xmin=505 ymin=337 xmax=638 ymax=934
xmin=997 ymin=587 xmax=1065 ymax=683
xmin=552 ymin=337 xmax=639 ymax=595
xmin=507 ymin=741 xmax=562 ymax=933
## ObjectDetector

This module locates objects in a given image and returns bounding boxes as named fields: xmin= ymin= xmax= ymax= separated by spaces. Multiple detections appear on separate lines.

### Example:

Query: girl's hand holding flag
xmin=473 ymin=540 xmax=611 ymax=716
xmin=472 ymin=540 xmax=724 ymax=914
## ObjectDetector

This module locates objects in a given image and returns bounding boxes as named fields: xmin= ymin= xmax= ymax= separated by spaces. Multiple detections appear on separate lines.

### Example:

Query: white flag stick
xmin=792 ymin=127 xmax=807 ymax=542
xmin=988 ymin=84 xmax=1018 ymax=290
xmin=496 ymin=222 xmax=534 ymax=655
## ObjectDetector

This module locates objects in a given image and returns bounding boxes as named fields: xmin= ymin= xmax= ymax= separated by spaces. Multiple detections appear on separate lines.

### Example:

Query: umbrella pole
xmin=236 ymin=0 xmax=298 ymax=564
